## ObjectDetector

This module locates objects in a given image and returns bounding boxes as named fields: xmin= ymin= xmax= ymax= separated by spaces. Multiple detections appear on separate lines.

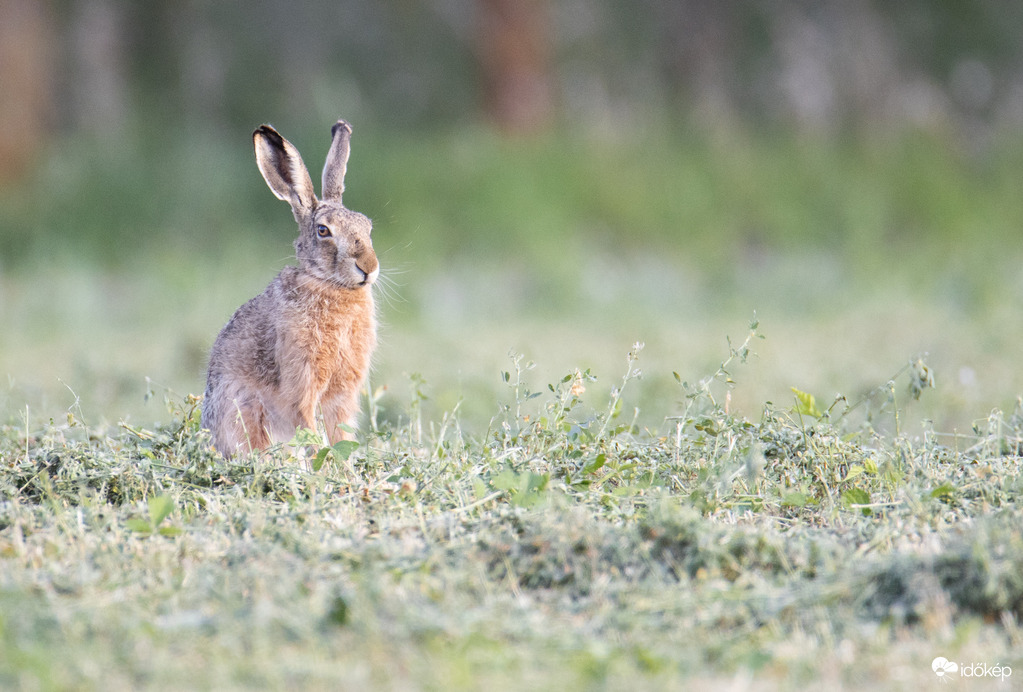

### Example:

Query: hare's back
xmin=208 ymin=281 xmax=284 ymax=386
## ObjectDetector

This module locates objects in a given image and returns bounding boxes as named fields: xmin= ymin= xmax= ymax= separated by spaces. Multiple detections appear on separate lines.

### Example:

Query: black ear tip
xmin=254 ymin=124 xmax=284 ymax=146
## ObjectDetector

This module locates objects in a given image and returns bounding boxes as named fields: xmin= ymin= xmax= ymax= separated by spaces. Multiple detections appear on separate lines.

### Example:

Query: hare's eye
xmin=316 ymin=224 xmax=331 ymax=238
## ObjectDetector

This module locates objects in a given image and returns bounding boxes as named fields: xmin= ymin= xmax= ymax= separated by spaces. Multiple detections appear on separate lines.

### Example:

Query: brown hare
xmin=201 ymin=120 xmax=378 ymax=455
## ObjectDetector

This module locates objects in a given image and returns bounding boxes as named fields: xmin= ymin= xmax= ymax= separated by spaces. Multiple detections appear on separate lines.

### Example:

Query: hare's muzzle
xmin=360 ymin=265 xmax=380 ymax=286
xmin=356 ymin=253 xmax=379 ymax=286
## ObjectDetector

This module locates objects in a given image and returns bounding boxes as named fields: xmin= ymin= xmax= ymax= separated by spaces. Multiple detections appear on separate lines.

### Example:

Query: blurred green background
xmin=2 ymin=0 xmax=1023 ymax=432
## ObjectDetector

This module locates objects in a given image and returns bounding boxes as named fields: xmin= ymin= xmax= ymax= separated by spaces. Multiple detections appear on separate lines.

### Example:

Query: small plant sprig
xmin=671 ymin=316 xmax=762 ymax=435
xmin=125 ymin=494 xmax=181 ymax=537
xmin=823 ymin=354 xmax=936 ymax=434
xmin=596 ymin=341 xmax=644 ymax=440
xmin=287 ymin=426 xmax=360 ymax=474
xmin=503 ymin=352 xmax=539 ymax=420
xmin=312 ymin=439 xmax=359 ymax=473
xmin=496 ymin=343 xmax=645 ymax=454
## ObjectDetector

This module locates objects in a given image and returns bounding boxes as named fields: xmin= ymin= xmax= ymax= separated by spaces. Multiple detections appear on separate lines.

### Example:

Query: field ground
xmin=2 ymin=128 xmax=1023 ymax=689
xmin=3 ymin=254 xmax=1023 ymax=690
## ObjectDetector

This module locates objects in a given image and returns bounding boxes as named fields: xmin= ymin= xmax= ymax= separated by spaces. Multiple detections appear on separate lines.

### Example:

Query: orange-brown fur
xmin=201 ymin=120 xmax=378 ymax=455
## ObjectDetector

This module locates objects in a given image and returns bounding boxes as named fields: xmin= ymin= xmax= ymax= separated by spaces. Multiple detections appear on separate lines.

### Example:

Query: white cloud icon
xmin=932 ymin=657 xmax=959 ymax=677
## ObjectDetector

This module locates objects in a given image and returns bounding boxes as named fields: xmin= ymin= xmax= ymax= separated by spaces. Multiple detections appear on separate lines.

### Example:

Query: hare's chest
xmin=283 ymin=293 xmax=374 ymax=386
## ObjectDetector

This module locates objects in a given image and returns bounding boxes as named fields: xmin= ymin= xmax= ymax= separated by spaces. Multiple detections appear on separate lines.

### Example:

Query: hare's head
xmin=253 ymin=121 xmax=378 ymax=288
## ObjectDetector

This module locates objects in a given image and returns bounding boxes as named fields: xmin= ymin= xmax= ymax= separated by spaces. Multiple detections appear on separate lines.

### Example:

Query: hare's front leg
xmin=222 ymin=397 xmax=272 ymax=454
xmin=322 ymin=392 xmax=359 ymax=443
xmin=275 ymin=353 xmax=321 ymax=438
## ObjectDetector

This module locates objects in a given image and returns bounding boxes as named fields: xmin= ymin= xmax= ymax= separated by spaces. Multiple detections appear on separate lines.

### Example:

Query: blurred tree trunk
xmin=0 ymin=0 xmax=56 ymax=184
xmin=474 ymin=0 xmax=555 ymax=133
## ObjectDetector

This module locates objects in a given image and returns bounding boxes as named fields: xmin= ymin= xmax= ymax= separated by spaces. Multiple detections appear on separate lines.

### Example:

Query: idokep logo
xmin=932 ymin=657 xmax=958 ymax=680
xmin=931 ymin=656 xmax=1013 ymax=683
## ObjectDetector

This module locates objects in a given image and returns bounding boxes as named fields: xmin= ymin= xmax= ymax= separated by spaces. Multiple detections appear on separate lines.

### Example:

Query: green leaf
xmin=930 ymin=482 xmax=956 ymax=499
xmin=490 ymin=468 xmax=520 ymax=491
xmin=581 ymin=453 xmax=606 ymax=476
xmin=694 ymin=417 xmax=721 ymax=435
xmin=326 ymin=595 xmax=350 ymax=627
xmin=312 ymin=447 xmax=330 ymax=472
xmin=330 ymin=440 xmax=359 ymax=461
xmin=148 ymin=495 xmax=175 ymax=527
xmin=781 ymin=492 xmax=808 ymax=508
xmin=791 ymin=387 xmax=823 ymax=418
xmin=842 ymin=488 xmax=872 ymax=515
xmin=158 ymin=526 xmax=183 ymax=537
xmin=842 ymin=488 xmax=870 ymax=505
xmin=510 ymin=489 xmax=544 ymax=508
xmin=313 ymin=440 xmax=359 ymax=472
xmin=525 ymin=472 xmax=549 ymax=494
xmin=125 ymin=518 xmax=153 ymax=534
xmin=843 ymin=465 xmax=865 ymax=482
xmin=490 ymin=468 xmax=548 ymax=507
xmin=688 ymin=489 xmax=711 ymax=511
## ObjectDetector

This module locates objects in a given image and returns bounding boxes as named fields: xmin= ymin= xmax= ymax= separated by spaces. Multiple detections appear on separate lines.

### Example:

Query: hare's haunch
xmin=202 ymin=120 xmax=378 ymax=455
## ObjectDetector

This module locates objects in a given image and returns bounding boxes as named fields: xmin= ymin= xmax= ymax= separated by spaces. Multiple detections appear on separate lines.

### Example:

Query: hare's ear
xmin=321 ymin=120 xmax=352 ymax=202
xmin=253 ymin=125 xmax=316 ymax=213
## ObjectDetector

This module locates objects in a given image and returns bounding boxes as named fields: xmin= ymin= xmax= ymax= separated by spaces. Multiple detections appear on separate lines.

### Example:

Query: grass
xmin=2 ymin=327 xmax=1023 ymax=690
xmin=3 ymin=123 xmax=1023 ymax=687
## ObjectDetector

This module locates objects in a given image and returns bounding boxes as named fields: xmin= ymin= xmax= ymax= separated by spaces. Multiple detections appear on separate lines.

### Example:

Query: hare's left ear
xmin=254 ymin=124 xmax=316 ymax=213
xmin=321 ymin=120 xmax=352 ymax=202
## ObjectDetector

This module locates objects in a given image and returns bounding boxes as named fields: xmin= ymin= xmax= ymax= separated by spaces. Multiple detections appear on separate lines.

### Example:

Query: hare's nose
xmin=356 ymin=263 xmax=379 ymax=286
xmin=356 ymin=252 xmax=379 ymax=285
xmin=358 ymin=266 xmax=378 ymax=284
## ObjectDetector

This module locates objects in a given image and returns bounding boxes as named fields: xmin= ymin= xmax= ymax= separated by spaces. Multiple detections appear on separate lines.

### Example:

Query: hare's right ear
xmin=321 ymin=120 xmax=352 ymax=202
xmin=253 ymin=125 xmax=316 ymax=213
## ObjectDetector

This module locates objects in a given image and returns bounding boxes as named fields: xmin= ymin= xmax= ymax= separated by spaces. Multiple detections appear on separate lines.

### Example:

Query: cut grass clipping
xmin=1 ymin=321 xmax=1022 ymax=688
